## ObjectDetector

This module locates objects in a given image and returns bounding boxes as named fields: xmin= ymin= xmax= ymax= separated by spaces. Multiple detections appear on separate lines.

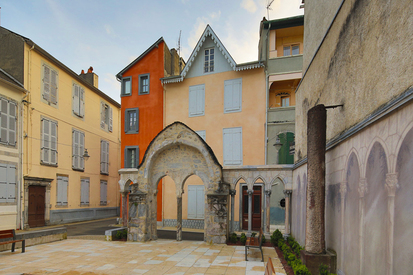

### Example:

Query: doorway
xmin=242 ymin=185 xmax=262 ymax=231
xmin=28 ymin=186 xmax=45 ymax=228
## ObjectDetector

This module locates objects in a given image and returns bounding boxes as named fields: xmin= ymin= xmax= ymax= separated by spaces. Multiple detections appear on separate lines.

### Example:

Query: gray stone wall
xmin=49 ymin=207 xmax=118 ymax=224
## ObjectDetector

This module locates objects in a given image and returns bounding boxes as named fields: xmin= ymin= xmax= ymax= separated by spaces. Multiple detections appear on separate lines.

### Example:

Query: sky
xmin=0 ymin=0 xmax=303 ymax=103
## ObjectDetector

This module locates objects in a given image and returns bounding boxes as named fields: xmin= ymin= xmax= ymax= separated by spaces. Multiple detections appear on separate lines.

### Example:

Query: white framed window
xmin=41 ymin=117 xmax=58 ymax=166
xmin=283 ymin=44 xmax=300 ymax=56
xmin=223 ymin=127 xmax=242 ymax=165
xmin=125 ymin=108 xmax=139 ymax=133
xmin=139 ymin=74 xmax=150 ymax=95
xmin=195 ymin=130 xmax=206 ymax=141
xmin=204 ymin=48 xmax=214 ymax=73
xmin=124 ymin=146 xmax=139 ymax=168
xmin=56 ymin=175 xmax=68 ymax=206
xmin=72 ymin=83 xmax=85 ymax=118
xmin=100 ymin=102 xmax=113 ymax=132
xmin=0 ymin=163 xmax=16 ymax=203
xmin=100 ymin=180 xmax=107 ymax=205
xmin=187 ymin=185 xmax=204 ymax=219
xmin=121 ymin=76 xmax=132 ymax=96
xmin=0 ymin=97 xmax=17 ymax=146
xmin=189 ymin=84 xmax=205 ymax=117
xmin=42 ymin=63 xmax=58 ymax=106
xmin=224 ymin=78 xmax=242 ymax=113
xmin=100 ymin=140 xmax=109 ymax=175
xmin=80 ymin=178 xmax=90 ymax=206
xmin=281 ymin=96 xmax=290 ymax=107
xmin=72 ymin=129 xmax=85 ymax=171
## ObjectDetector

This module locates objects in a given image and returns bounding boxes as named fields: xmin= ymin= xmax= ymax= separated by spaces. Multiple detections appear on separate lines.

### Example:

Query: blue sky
xmin=0 ymin=0 xmax=303 ymax=103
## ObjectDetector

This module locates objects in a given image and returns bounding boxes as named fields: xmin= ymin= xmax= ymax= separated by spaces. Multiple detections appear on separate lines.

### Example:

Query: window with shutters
xmin=0 ymin=97 xmax=17 ymax=146
xmin=72 ymin=83 xmax=85 ymax=118
xmin=56 ymin=175 xmax=68 ymax=206
xmin=124 ymin=146 xmax=139 ymax=168
xmin=0 ymin=163 xmax=16 ymax=203
xmin=41 ymin=117 xmax=58 ymax=166
xmin=100 ymin=180 xmax=107 ymax=205
xmin=125 ymin=108 xmax=139 ymax=134
xmin=121 ymin=76 xmax=132 ymax=96
xmin=72 ymin=129 xmax=85 ymax=171
xmin=100 ymin=102 xmax=113 ymax=132
xmin=80 ymin=178 xmax=89 ymax=206
xmin=224 ymin=78 xmax=242 ymax=113
xmin=139 ymin=74 xmax=150 ymax=95
xmin=100 ymin=140 xmax=109 ymax=175
xmin=187 ymin=185 xmax=204 ymax=219
xmin=188 ymin=84 xmax=205 ymax=117
xmin=195 ymin=130 xmax=206 ymax=141
xmin=41 ymin=62 xmax=58 ymax=106
xmin=223 ymin=127 xmax=242 ymax=165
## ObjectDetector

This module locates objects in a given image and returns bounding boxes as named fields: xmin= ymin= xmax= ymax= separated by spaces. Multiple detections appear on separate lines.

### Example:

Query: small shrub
xmin=115 ymin=229 xmax=127 ymax=239
xmin=251 ymin=232 xmax=257 ymax=237
xmin=319 ymin=264 xmax=336 ymax=275
xmin=240 ymin=233 xmax=247 ymax=245
xmin=271 ymin=229 xmax=283 ymax=246
xmin=229 ymin=233 xmax=238 ymax=243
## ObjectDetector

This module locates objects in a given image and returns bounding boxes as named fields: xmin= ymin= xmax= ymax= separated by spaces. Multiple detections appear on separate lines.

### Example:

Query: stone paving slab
xmin=0 ymin=239 xmax=286 ymax=275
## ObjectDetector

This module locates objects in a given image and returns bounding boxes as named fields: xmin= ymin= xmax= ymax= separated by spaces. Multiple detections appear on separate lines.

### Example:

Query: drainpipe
xmin=264 ymin=23 xmax=271 ymax=165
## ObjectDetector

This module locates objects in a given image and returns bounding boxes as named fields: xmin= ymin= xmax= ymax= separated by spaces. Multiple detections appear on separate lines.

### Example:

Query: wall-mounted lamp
xmin=273 ymin=137 xmax=283 ymax=150
xmin=83 ymin=149 xmax=90 ymax=160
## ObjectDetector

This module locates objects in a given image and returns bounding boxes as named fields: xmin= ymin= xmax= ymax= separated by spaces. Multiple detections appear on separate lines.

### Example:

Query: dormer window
xmin=204 ymin=48 xmax=214 ymax=73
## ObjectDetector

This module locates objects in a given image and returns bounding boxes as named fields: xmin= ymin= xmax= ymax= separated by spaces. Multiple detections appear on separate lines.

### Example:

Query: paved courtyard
xmin=0 ymin=238 xmax=286 ymax=275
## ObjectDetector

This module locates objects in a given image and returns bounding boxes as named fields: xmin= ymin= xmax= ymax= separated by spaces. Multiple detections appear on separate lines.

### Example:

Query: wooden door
xmin=28 ymin=186 xmax=45 ymax=228
xmin=242 ymin=186 xmax=262 ymax=230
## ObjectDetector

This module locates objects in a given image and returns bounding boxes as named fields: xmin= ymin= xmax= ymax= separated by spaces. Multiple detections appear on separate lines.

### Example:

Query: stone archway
xmin=120 ymin=122 xmax=229 ymax=243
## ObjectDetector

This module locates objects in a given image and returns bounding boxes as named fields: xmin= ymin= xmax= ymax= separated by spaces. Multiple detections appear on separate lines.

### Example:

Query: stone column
xmin=122 ymin=192 xmax=128 ymax=227
xmin=265 ymin=189 xmax=272 ymax=234
xmin=128 ymin=191 xmax=148 ymax=242
xmin=385 ymin=173 xmax=398 ymax=275
xmin=205 ymin=195 xmax=228 ymax=244
xmin=283 ymin=190 xmax=292 ymax=235
xmin=177 ymin=196 xmax=182 ymax=241
xmin=305 ymin=104 xmax=326 ymax=254
xmin=247 ymin=189 xmax=253 ymax=235
xmin=229 ymin=189 xmax=236 ymax=233
xmin=358 ymin=178 xmax=367 ymax=275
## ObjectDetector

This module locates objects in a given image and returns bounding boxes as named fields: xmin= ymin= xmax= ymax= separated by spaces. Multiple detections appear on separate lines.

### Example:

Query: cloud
xmin=104 ymin=24 xmax=114 ymax=35
xmin=241 ymin=0 xmax=257 ymax=13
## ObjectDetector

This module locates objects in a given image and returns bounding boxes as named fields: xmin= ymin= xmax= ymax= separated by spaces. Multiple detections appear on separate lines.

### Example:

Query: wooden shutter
xmin=81 ymin=178 xmax=89 ymax=204
xmin=6 ymin=165 xmax=16 ymax=202
xmin=0 ymin=98 xmax=8 ymax=143
xmin=79 ymin=132 xmax=85 ymax=169
xmin=188 ymin=186 xmax=196 ymax=219
xmin=50 ymin=69 xmax=58 ymax=104
xmin=72 ymin=130 xmax=78 ymax=169
xmin=42 ymin=119 xmax=49 ymax=164
xmin=100 ymin=103 xmax=105 ymax=129
xmin=73 ymin=84 xmax=79 ymax=116
xmin=8 ymin=102 xmax=16 ymax=145
xmin=108 ymin=106 xmax=113 ymax=132
xmin=100 ymin=181 xmax=107 ymax=204
xmin=0 ymin=163 xmax=7 ymax=203
xmin=105 ymin=141 xmax=109 ymax=174
xmin=79 ymin=87 xmax=85 ymax=117
xmin=43 ymin=65 xmax=50 ymax=101
xmin=57 ymin=176 xmax=68 ymax=206
xmin=62 ymin=176 xmax=68 ymax=205
xmin=100 ymin=140 xmax=105 ymax=173
xmin=50 ymin=121 xmax=57 ymax=165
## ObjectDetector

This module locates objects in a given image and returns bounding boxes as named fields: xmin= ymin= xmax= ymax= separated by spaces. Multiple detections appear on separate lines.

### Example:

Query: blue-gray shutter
xmin=196 ymin=186 xmax=204 ymax=219
xmin=79 ymin=132 xmax=85 ymax=169
xmin=8 ymin=101 xmax=16 ymax=145
xmin=79 ymin=87 xmax=85 ymax=117
xmin=42 ymin=119 xmax=49 ymax=164
xmin=0 ymin=98 xmax=8 ymax=143
xmin=43 ymin=65 xmax=50 ymax=101
xmin=6 ymin=165 xmax=16 ymax=202
xmin=100 ymin=181 xmax=107 ymax=204
xmin=223 ymin=129 xmax=232 ymax=165
xmin=50 ymin=121 xmax=57 ymax=165
xmin=100 ymin=140 xmax=105 ymax=173
xmin=108 ymin=106 xmax=113 ymax=132
xmin=105 ymin=141 xmax=109 ymax=173
xmin=72 ymin=130 xmax=78 ymax=168
xmin=224 ymin=79 xmax=242 ymax=113
xmin=189 ymin=87 xmax=197 ymax=117
xmin=73 ymin=84 xmax=79 ymax=116
xmin=57 ymin=176 xmax=68 ymax=206
xmin=50 ymin=69 xmax=58 ymax=104
xmin=81 ymin=178 xmax=89 ymax=204
xmin=223 ymin=127 xmax=242 ymax=165
xmin=0 ymin=163 xmax=7 ymax=203
xmin=196 ymin=86 xmax=205 ymax=116
xmin=187 ymin=186 xmax=196 ymax=219
xmin=100 ymin=103 xmax=105 ymax=129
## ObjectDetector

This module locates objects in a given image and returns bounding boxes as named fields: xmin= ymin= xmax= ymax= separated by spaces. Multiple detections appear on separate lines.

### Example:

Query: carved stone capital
xmin=208 ymin=196 xmax=228 ymax=218
xmin=229 ymin=189 xmax=236 ymax=196
xmin=358 ymin=178 xmax=367 ymax=197
xmin=129 ymin=193 xmax=147 ymax=204
xmin=385 ymin=173 xmax=399 ymax=197
xmin=265 ymin=189 xmax=272 ymax=196
xmin=283 ymin=189 xmax=292 ymax=196
xmin=340 ymin=181 xmax=347 ymax=196
xmin=247 ymin=190 xmax=254 ymax=195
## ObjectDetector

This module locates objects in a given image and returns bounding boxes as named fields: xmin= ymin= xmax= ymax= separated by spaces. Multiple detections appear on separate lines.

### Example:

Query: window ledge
xmin=80 ymin=203 xmax=89 ymax=207
xmin=41 ymin=162 xmax=58 ymax=167
xmin=55 ymin=205 xmax=68 ymax=208
xmin=100 ymin=203 xmax=107 ymax=206
xmin=72 ymin=167 xmax=85 ymax=172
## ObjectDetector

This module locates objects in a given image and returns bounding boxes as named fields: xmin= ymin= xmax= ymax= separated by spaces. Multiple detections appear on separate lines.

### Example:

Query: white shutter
xmin=0 ymin=163 xmax=7 ymax=203
xmin=233 ymin=79 xmax=242 ymax=111
xmin=72 ymin=130 xmax=78 ymax=169
xmin=224 ymin=81 xmax=233 ymax=112
xmin=108 ymin=106 xmax=113 ymax=132
xmin=50 ymin=121 xmax=57 ymax=165
xmin=73 ymin=84 xmax=79 ymax=116
xmin=42 ymin=119 xmax=49 ymax=164
xmin=0 ymin=98 xmax=8 ymax=143
xmin=188 ymin=186 xmax=196 ymax=219
xmin=7 ymin=165 xmax=16 ymax=202
xmin=100 ymin=103 xmax=105 ymax=129
xmin=189 ymin=87 xmax=197 ymax=116
xmin=224 ymin=79 xmax=242 ymax=113
xmin=196 ymin=186 xmax=204 ymax=219
xmin=196 ymin=86 xmax=204 ymax=115
xmin=8 ymin=102 xmax=16 ymax=145
xmin=80 ymin=132 xmax=85 ymax=169
xmin=57 ymin=176 xmax=63 ymax=205
xmin=223 ymin=127 xmax=242 ymax=165
xmin=105 ymin=141 xmax=109 ymax=174
xmin=62 ymin=176 xmax=68 ymax=205
xmin=43 ymin=65 xmax=50 ymax=101
xmin=79 ymin=87 xmax=85 ymax=117
xmin=223 ymin=129 xmax=232 ymax=165
xmin=50 ymin=69 xmax=58 ymax=104
xmin=81 ymin=178 xmax=89 ymax=204
xmin=100 ymin=181 xmax=107 ymax=204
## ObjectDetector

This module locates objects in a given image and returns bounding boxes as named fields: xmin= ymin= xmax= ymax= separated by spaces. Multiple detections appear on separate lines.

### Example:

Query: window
xmin=281 ymin=96 xmax=290 ymax=107
xmin=187 ymin=185 xmax=204 ymax=219
xmin=189 ymin=84 xmax=205 ymax=117
xmin=125 ymin=108 xmax=139 ymax=133
xmin=204 ymin=48 xmax=214 ymax=73
xmin=72 ymin=129 xmax=85 ymax=171
xmin=80 ymin=178 xmax=90 ymax=206
xmin=0 ymin=97 xmax=16 ymax=146
xmin=223 ymin=127 xmax=242 ymax=165
xmin=121 ymin=76 xmax=132 ymax=96
xmin=0 ymin=163 xmax=16 ymax=203
xmin=100 ymin=102 xmax=113 ymax=132
xmin=72 ymin=83 xmax=85 ymax=117
xmin=224 ymin=78 xmax=242 ymax=113
xmin=100 ymin=140 xmax=109 ymax=174
xmin=56 ymin=175 xmax=68 ymax=206
xmin=124 ymin=146 xmax=139 ymax=168
xmin=41 ymin=118 xmax=58 ymax=166
xmin=139 ymin=74 xmax=150 ymax=95
xmin=283 ymin=45 xmax=300 ymax=56
xmin=42 ymin=63 xmax=58 ymax=106
xmin=100 ymin=180 xmax=107 ymax=205
xmin=195 ymin=130 xmax=206 ymax=141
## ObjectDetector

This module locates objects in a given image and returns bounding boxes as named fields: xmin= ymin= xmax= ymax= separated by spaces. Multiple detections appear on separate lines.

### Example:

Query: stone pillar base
xmin=300 ymin=249 xmax=337 ymax=275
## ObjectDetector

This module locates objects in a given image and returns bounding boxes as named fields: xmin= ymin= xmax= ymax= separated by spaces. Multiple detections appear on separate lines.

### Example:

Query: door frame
xmin=238 ymin=183 xmax=264 ymax=231
xmin=24 ymin=176 xmax=53 ymax=229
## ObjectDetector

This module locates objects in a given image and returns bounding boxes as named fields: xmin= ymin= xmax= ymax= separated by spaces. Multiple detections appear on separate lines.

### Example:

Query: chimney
xmin=79 ymin=66 xmax=99 ymax=88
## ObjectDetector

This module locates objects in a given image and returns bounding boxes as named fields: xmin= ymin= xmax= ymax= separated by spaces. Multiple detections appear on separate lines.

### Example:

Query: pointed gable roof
xmin=162 ymin=25 xmax=263 ymax=84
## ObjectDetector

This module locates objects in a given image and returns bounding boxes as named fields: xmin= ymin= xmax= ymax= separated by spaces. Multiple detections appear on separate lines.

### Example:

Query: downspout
xmin=18 ymin=90 xmax=28 ymax=229
xmin=264 ymin=23 xmax=271 ymax=165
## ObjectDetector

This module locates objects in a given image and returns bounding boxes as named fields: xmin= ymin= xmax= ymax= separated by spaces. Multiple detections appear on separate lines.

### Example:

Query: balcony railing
xmin=267 ymin=55 xmax=303 ymax=75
